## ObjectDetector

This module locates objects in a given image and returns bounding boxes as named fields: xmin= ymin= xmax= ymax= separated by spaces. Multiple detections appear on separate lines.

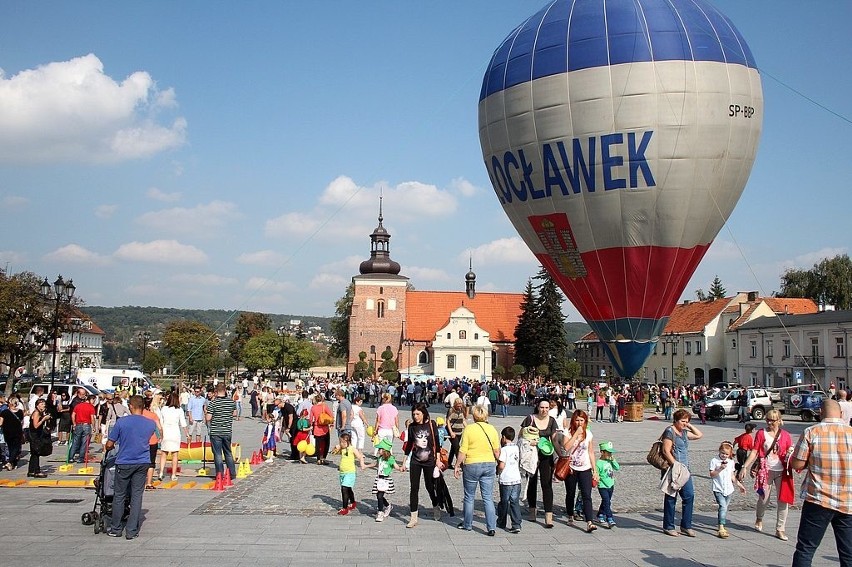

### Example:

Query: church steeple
xmin=359 ymin=193 xmax=401 ymax=275
xmin=465 ymin=254 xmax=476 ymax=299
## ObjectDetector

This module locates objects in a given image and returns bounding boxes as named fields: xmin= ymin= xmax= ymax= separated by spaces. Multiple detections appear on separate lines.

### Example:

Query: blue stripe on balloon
xmin=588 ymin=317 xmax=669 ymax=378
xmin=480 ymin=0 xmax=757 ymax=101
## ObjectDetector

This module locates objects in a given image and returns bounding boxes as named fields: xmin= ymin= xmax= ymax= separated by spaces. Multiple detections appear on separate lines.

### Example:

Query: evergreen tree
xmin=513 ymin=279 xmax=542 ymax=371
xmin=708 ymin=276 xmax=727 ymax=299
xmin=534 ymin=267 xmax=569 ymax=380
xmin=329 ymin=282 xmax=354 ymax=359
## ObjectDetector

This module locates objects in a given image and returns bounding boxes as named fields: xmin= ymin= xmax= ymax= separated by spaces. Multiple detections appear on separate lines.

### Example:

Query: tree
xmin=513 ymin=279 xmax=542 ymax=371
xmin=563 ymin=359 xmax=581 ymax=383
xmin=534 ymin=267 xmax=569 ymax=380
xmin=0 ymin=271 xmax=55 ymax=398
xmin=228 ymin=312 xmax=271 ymax=364
xmin=674 ymin=360 xmax=689 ymax=385
xmin=778 ymin=254 xmax=852 ymax=310
xmin=241 ymin=331 xmax=280 ymax=373
xmin=162 ymin=320 xmax=219 ymax=379
xmin=708 ymin=276 xmax=727 ymax=300
xmin=378 ymin=346 xmax=400 ymax=383
xmin=353 ymin=351 xmax=370 ymax=381
xmin=142 ymin=348 xmax=168 ymax=375
xmin=329 ymin=282 xmax=354 ymax=359
xmin=510 ymin=364 xmax=526 ymax=379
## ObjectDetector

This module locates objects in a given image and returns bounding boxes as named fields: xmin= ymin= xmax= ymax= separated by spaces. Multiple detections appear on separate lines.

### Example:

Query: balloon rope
xmin=761 ymin=69 xmax=851 ymax=126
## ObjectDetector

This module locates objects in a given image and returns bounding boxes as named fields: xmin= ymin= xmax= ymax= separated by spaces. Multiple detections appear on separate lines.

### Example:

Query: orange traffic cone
xmin=224 ymin=469 xmax=233 ymax=487
xmin=211 ymin=473 xmax=225 ymax=492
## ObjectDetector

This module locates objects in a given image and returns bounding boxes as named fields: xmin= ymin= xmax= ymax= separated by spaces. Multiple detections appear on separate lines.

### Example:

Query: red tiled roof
xmin=664 ymin=298 xmax=731 ymax=334
xmin=763 ymin=297 xmax=818 ymax=315
xmin=406 ymin=291 xmax=524 ymax=343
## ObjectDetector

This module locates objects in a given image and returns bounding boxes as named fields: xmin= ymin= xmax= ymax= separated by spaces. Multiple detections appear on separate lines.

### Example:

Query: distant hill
xmin=81 ymin=306 xmax=333 ymax=343
xmin=564 ymin=321 xmax=591 ymax=344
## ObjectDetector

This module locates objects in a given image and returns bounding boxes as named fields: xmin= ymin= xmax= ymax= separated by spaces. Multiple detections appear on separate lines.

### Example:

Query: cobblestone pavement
xmin=0 ymin=400 xmax=842 ymax=566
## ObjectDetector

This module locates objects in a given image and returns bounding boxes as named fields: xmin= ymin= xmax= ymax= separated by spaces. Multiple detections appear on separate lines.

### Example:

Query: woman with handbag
xmin=453 ymin=404 xmax=500 ymax=535
xmin=0 ymin=397 xmax=25 ymax=470
xmin=310 ymin=394 xmax=334 ymax=465
xmin=558 ymin=410 xmax=598 ymax=533
xmin=520 ymin=398 xmax=558 ymax=528
xmin=737 ymin=408 xmax=794 ymax=540
xmin=28 ymin=398 xmax=52 ymax=478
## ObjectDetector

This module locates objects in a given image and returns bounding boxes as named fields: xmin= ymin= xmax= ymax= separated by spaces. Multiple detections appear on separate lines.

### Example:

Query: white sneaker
xmin=265 ymin=458 xmax=274 ymax=463
xmin=375 ymin=512 xmax=385 ymax=522
xmin=385 ymin=503 xmax=393 ymax=517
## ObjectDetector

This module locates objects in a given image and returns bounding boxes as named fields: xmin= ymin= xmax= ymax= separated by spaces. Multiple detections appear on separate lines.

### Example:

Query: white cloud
xmin=704 ymin=239 xmax=743 ymax=262
xmin=0 ymin=54 xmax=186 ymax=164
xmin=95 ymin=204 xmax=118 ymax=219
xmin=466 ymin=237 xmax=537 ymax=266
xmin=319 ymin=255 xmax=362 ymax=272
xmin=136 ymin=200 xmax=241 ymax=237
xmin=2 ymin=195 xmax=28 ymax=209
xmin=310 ymin=272 xmax=348 ymax=289
xmin=0 ymin=250 xmax=25 ymax=264
xmin=114 ymin=240 xmax=207 ymax=264
xmin=171 ymin=273 xmax=239 ymax=286
xmin=449 ymin=177 xmax=480 ymax=197
xmin=236 ymin=250 xmax=286 ymax=266
xmin=406 ymin=266 xmax=453 ymax=282
xmin=43 ymin=244 xmax=110 ymax=265
xmin=266 ymin=176 xmax=459 ymax=240
xmin=787 ymin=247 xmax=847 ymax=270
xmin=244 ymin=277 xmax=294 ymax=293
xmin=147 ymin=187 xmax=181 ymax=202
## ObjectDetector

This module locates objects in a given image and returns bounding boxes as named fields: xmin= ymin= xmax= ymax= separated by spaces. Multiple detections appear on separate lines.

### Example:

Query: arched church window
xmin=377 ymin=300 xmax=385 ymax=318
xmin=459 ymin=330 xmax=466 ymax=339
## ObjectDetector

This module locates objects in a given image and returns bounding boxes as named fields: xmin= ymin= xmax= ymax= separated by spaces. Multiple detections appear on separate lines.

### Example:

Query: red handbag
xmin=554 ymin=456 xmax=573 ymax=480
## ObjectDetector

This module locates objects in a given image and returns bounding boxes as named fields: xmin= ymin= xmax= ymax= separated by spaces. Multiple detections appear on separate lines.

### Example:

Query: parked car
xmin=782 ymin=390 xmax=826 ymax=422
xmin=709 ymin=382 xmax=741 ymax=391
xmin=694 ymin=387 xmax=774 ymax=421
xmin=29 ymin=382 xmax=101 ymax=399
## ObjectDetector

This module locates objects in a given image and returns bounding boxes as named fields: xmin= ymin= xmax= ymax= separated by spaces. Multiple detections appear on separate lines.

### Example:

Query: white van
xmin=76 ymin=368 xmax=152 ymax=392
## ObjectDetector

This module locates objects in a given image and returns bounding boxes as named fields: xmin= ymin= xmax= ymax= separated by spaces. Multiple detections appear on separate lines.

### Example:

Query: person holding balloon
xmin=293 ymin=409 xmax=312 ymax=464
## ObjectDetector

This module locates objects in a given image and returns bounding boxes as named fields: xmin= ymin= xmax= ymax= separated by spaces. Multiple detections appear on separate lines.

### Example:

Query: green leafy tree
xmin=242 ymin=331 xmax=280 ymax=373
xmin=778 ymin=254 xmax=852 ymax=310
xmin=379 ymin=346 xmax=399 ymax=383
xmin=329 ymin=282 xmax=354 ymax=359
xmin=708 ymin=276 xmax=727 ymax=300
xmin=563 ymin=359 xmax=581 ymax=383
xmin=509 ymin=364 xmax=526 ymax=379
xmin=353 ymin=351 xmax=370 ymax=380
xmin=228 ymin=312 xmax=271 ymax=364
xmin=142 ymin=348 xmax=168 ymax=375
xmin=162 ymin=320 xmax=219 ymax=379
xmin=0 ymin=271 xmax=55 ymax=398
xmin=674 ymin=360 xmax=689 ymax=385
xmin=285 ymin=339 xmax=319 ymax=376
xmin=513 ymin=279 xmax=542 ymax=372
xmin=492 ymin=365 xmax=505 ymax=381
xmin=534 ymin=268 xmax=569 ymax=380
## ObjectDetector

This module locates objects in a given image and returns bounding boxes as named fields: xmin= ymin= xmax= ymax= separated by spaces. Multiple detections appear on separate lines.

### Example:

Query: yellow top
xmin=459 ymin=422 xmax=500 ymax=464
xmin=339 ymin=447 xmax=357 ymax=474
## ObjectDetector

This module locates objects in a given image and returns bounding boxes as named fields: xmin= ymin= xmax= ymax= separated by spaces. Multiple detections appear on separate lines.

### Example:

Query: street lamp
xmin=137 ymin=331 xmax=151 ymax=372
xmin=68 ymin=318 xmax=83 ymax=376
xmin=277 ymin=326 xmax=289 ymax=389
xmin=403 ymin=339 xmax=414 ymax=382
xmin=41 ymin=274 xmax=76 ymax=389
xmin=661 ymin=332 xmax=678 ymax=386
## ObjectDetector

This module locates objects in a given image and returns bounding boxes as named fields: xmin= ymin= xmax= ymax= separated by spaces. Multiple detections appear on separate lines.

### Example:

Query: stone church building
xmin=347 ymin=201 xmax=523 ymax=381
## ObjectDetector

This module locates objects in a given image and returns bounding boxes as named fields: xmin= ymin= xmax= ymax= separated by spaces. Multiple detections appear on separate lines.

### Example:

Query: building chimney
xmin=747 ymin=291 xmax=758 ymax=302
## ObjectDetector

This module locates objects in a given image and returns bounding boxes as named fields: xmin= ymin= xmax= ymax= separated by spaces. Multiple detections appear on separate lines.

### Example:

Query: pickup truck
xmin=694 ymin=388 xmax=775 ymax=421
xmin=782 ymin=390 xmax=826 ymax=422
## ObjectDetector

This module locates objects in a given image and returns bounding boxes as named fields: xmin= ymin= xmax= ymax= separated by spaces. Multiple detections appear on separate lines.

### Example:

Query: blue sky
xmin=0 ymin=1 xmax=849 ymax=321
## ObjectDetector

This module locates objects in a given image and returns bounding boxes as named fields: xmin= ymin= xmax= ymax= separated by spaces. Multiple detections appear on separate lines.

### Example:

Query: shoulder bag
xmin=647 ymin=428 xmax=670 ymax=471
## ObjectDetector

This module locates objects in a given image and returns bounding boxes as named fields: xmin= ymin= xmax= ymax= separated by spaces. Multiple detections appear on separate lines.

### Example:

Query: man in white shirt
xmin=837 ymin=390 xmax=852 ymax=425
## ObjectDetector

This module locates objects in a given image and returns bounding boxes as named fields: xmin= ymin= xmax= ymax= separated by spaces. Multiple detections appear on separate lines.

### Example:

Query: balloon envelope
xmin=479 ymin=0 xmax=762 ymax=378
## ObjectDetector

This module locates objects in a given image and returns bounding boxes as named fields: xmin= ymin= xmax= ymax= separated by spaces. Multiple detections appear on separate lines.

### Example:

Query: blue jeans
xmin=111 ymin=463 xmax=148 ymax=537
xmin=597 ymin=486 xmax=614 ymax=520
xmin=609 ymin=406 xmax=617 ymax=422
xmin=461 ymin=462 xmax=496 ymax=531
xmin=69 ymin=424 xmax=91 ymax=462
xmin=663 ymin=476 xmax=694 ymax=530
xmin=500 ymin=404 xmax=508 ymax=418
xmin=210 ymin=435 xmax=236 ymax=478
xmin=497 ymin=483 xmax=522 ymax=529
xmin=792 ymin=500 xmax=852 ymax=567
xmin=714 ymin=491 xmax=733 ymax=525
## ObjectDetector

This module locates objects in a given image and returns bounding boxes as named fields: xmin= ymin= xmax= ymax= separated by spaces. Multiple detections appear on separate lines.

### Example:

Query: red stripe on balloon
xmin=535 ymin=243 xmax=710 ymax=322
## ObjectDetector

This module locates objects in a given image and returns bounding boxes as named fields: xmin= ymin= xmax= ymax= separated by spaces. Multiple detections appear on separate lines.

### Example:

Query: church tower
xmin=347 ymin=196 xmax=408 ymax=377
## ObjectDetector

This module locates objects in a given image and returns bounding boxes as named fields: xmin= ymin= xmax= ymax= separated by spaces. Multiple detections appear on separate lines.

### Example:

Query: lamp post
xmin=137 ymin=331 xmax=151 ymax=372
xmin=277 ymin=326 xmax=288 ymax=389
xmin=402 ymin=339 xmax=414 ymax=381
xmin=661 ymin=332 xmax=678 ymax=386
xmin=68 ymin=318 xmax=83 ymax=376
xmin=41 ymin=275 xmax=76 ymax=389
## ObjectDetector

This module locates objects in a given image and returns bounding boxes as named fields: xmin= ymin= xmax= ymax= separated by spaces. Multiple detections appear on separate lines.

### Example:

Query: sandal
xmin=170 ymin=476 xmax=177 ymax=482
xmin=145 ymin=484 xmax=155 ymax=490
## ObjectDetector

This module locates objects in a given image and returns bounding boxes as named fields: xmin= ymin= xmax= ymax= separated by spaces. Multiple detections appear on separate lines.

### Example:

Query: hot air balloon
xmin=479 ymin=0 xmax=762 ymax=378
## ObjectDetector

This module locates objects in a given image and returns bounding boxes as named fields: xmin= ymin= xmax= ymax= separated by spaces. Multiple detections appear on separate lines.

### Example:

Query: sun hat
xmin=599 ymin=441 xmax=616 ymax=453
xmin=537 ymin=437 xmax=554 ymax=456
xmin=521 ymin=426 xmax=540 ymax=441
xmin=375 ymin=438 xmax=393 ymax=452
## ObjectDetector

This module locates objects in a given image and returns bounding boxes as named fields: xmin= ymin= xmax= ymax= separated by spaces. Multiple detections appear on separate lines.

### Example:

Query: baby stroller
xmin=81 ymin=447 xmax=128 ymax=534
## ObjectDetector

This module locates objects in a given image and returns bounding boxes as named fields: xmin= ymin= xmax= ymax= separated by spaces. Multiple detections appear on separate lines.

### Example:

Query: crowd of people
xmin=0 ymin=373 xmax=850 ymax=563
